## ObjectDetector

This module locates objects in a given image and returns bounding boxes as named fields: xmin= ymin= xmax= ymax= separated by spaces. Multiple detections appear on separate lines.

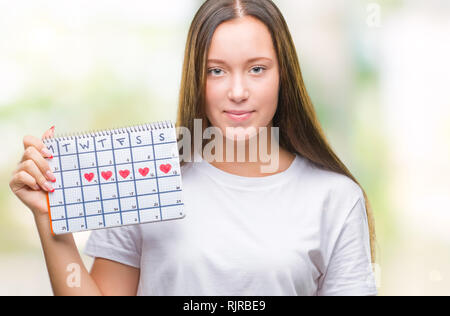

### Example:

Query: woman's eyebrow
xmin=207 ymin=57 xmax=273 ymax=65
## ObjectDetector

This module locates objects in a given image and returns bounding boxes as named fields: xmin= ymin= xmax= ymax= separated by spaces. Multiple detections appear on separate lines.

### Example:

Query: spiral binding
xmin=42 ymin=120 xmax=174 ymax=142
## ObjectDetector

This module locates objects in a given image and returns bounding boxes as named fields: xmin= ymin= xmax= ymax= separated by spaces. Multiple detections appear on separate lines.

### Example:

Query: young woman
xmin=9 ymin=0 xmax=377 ymax=296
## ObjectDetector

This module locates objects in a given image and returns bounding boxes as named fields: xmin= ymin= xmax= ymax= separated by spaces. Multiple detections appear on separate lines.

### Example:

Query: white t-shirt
xmin=84 ymin=152 xmax=377 ymax=296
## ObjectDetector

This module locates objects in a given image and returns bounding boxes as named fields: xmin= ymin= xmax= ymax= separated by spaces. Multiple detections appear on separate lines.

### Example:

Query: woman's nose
xmin=227 ymin=76 xmax=249 ymax=103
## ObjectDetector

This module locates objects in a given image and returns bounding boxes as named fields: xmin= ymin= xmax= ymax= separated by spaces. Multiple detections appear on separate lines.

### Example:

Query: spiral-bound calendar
xmin=43 ymin=120 xmax=185 ymax=235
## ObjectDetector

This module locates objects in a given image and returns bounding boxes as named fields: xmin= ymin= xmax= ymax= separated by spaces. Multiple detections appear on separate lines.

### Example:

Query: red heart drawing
xmin=119 ymin=170 xmax=130 ymax=179
xmin=101 ymin=171 xmax=113 ymax=181
xmin=139 ymin=167 xmax=149 ymax=177
xmin=84 ymin=173 xmax=95 ymax=182
xmin=159 ymin=164 xmax=172 ymax=174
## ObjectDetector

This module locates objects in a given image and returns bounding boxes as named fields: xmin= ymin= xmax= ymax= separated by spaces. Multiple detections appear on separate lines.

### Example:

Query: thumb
xmin=42 ymin=126 xmax=55 ymax=140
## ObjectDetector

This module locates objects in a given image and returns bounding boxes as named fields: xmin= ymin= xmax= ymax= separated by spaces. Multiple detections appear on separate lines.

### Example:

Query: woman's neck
xmin=209 ymin=148 xmax=295 ymax=178
xmin=207 ymin=132 xmax=296 ymax=178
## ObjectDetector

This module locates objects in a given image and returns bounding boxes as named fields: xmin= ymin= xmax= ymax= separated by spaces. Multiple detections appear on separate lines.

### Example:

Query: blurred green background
xmin=1 ymin=0 xmax=449 ymax=295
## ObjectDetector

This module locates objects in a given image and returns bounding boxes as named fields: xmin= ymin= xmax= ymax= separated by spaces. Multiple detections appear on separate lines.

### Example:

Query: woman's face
xmin=205 ymin=16 xmax=280 ymax=139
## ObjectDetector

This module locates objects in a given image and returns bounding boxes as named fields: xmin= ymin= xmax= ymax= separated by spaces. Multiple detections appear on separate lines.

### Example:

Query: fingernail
xmin=46 ymin=170 xmax=56 ymax=182
xmin=41 ymin=148 xmax=53 ymax=158
xmin=42 ymin=182 xmax=54 ymax=193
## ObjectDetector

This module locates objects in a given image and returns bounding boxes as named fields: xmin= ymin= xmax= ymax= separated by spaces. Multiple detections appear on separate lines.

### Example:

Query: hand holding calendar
xmin=10 ymin=127 xmax=58 ymax=220
xmin=11 ymin=121 xmax=185 ymax=235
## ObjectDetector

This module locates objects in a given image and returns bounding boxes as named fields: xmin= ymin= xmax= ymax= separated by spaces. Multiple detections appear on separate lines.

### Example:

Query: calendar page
xmin=43 ymin=121 xmax=185 ymax=235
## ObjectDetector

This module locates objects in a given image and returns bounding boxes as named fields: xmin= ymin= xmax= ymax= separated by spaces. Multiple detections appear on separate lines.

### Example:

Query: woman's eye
xmin=250 ymin=66 xmax=265 ymax=74
xmin=208 ymin=67 xmax=265 ymax=76
xmin=208 ymin=68 xmax=224 ymax=76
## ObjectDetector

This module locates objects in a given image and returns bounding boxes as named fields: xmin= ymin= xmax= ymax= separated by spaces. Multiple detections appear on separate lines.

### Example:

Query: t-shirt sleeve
xmin=317 ymin=196 xmax=378 ymax=296
xmin=83 ymin=225 xmax=142 ymax=269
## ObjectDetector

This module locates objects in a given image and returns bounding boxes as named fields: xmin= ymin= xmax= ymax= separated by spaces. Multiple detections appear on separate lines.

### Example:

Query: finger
xmin=41 ymin=126 xmax=55 ymax=140
xmin=21 ymin=146 xmax=56 ymax=183
xmin=10 ymin=170 xmax=41 ymax=192
xmin=19 ymin=160 xmax=55 ymax=192
xmin=23 ymin=135 xmax=53 ymax=158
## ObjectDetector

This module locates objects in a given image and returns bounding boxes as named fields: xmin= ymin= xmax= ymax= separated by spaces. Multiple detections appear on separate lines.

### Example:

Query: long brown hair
xmin=176 ymin=0 xmax=376 ymax=263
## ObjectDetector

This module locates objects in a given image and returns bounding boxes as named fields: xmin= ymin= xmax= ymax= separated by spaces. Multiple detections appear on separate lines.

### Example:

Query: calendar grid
xmin=51 ymin=203 xmax=185 ymax=223
xmin=56 ymin=139 xmax=69 ymax=232
xmin=127 ymin=130 xmax=141 ymax=223
xmin=50 ymin=188 xmax=182 ymax=208
xmin=93 ymin=134 xmax=107 ymax=229
xmin=75 ymin=137 xmax=88 ymax=230
xmin=151 ymin=130 xmax=163 ymax=221
xmin=50 ymin=173 xmax=179 ymax=192
xmin=52 ymin=141 xmax=177 ymax=158
xmin=110 ymin=133 xmax=124 ymax=226
xmin=49 ymin=156 xmax=179 ymax=174
xmin=45 ymin=121 xmax=185 ymax=235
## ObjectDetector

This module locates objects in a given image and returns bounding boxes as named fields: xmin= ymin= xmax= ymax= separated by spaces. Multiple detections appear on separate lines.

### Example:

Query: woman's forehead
xmin=208 ymin=16 xmax=277 ymax=63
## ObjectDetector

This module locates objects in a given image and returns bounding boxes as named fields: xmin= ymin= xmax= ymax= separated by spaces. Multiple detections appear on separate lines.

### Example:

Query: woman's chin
xmin=222 ymin=126 xmax=260 ymax=142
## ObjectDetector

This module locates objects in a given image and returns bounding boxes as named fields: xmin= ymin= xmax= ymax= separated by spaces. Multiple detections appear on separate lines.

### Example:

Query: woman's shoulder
xmin=180 ymin=155 xmax=363 ymax=200
xmin=180 ymin=160 xmax=196 ymax=177
xmin=297 ymin=157 xmax=367 ymax=234
xmin=298 ymin=155 xmax=364 ymax=203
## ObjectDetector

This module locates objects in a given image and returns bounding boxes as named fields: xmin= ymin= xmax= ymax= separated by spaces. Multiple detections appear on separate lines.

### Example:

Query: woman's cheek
xmin=205 ymin=84 xmax=218 ymax=118
xmin=255 ymin=85 xmax=279 ymax=120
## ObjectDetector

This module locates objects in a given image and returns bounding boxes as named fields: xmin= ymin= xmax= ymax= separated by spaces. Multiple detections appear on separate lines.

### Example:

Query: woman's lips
xmin=224 ymin=111 xmax=255 ymax=122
